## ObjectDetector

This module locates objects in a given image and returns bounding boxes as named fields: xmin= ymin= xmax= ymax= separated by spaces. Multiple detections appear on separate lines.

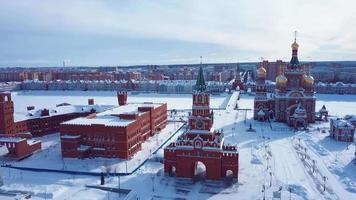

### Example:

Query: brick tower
xmin=164 ymin=62 xmax=239 ymax=181
xmin=0 ymin=92 xmax=15 ymax=135
xmin=117 ymin=91 xmax=127 ymax=106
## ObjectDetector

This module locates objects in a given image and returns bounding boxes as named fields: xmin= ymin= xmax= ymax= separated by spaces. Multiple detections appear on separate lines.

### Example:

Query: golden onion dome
xmin=303 ymin=74 xmax=314 ymax=85
xmin=276 ymin=74 xmax=288 ymax=86
xmin=257 ymin=66 xmax=267 ymax=78
xmin=291 ymin=41 xmax=299 ymax=49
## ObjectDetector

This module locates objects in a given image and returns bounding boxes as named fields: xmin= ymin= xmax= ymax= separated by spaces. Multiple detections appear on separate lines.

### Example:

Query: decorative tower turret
xmin=189 ymin=58 xmax=213 ymax=134
xmin=164 ymin=57 xmax=239 ymax=181
xmin=253 ymin=63 xmax=269 ymax=121
xmin=0 ymin=93 xmax=14 ymax=135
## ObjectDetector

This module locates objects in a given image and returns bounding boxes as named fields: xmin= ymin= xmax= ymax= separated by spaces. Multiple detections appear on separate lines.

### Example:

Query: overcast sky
xmin=0 ymin=0 xmax=355 ymax=67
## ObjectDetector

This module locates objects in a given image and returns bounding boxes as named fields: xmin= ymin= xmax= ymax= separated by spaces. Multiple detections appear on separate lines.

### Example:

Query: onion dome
xmin=290 ymin=32 xmax=300 ymax=65
xmin=303 ymin=74 xmax=314 ymax=85
xmin=276 ymin=74 xmax=288 ymax=86
xmin=291 ymin=41 xmax=299 ymax=50
xmin=257 ymin=66 xmax=267 ymax=78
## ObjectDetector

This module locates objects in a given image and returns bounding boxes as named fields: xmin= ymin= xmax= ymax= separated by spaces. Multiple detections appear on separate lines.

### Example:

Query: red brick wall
xmin=60 ymin=103 xmax=167 ymax=159
xmin=0 ymin=93 xmax=15 ymax=135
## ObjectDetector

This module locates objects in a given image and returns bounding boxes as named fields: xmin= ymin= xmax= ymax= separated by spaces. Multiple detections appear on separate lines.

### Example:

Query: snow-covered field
xmin=0 ymin=92 xmax=356 ymax=199
xmin=4 ymin=122 xmax=184 ymax=173
xmin=316 ymin=94 xmax=356 ymax=116
xmin=10 ymin=91 xmax=229 ymax=111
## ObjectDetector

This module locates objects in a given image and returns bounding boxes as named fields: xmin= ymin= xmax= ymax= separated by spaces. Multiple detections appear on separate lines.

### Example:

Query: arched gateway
xmin=164 ymin=63 xmax=239 ymax=181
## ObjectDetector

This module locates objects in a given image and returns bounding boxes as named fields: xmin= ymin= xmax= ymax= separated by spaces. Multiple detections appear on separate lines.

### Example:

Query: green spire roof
xmin=290 ymin=56 xmax=299 ymax=65
xmin=195 ymin=65 xmax=206 ymax=92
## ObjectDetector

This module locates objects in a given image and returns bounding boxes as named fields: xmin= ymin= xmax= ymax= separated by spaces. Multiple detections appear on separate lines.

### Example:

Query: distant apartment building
xmin=315 ymin=82 xmax=356 ymax=95
xmin=0 ymin=92 xmax=111 ymax=137
xmin=260 ymin=60 xmax=285 ymax=82
xmin=21 ymin=79 xmax=229 ymax=93
xmin=312 ymin=69 xmax=335 ymax=83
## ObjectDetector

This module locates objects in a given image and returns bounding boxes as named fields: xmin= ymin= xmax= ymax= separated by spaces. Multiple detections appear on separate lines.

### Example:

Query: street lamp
xmin=323 ymin=176 xmax=328 ymax=192
xmin=151 ymin=175 xmax=155 ymax=192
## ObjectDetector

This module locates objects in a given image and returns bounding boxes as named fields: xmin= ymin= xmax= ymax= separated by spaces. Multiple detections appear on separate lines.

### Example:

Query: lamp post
xmin=323 ymin=176 xmax=328 ymax=192
xmin=151 ymin=175 xmax=155 ymax=192
xmin=312 ymin=160 xmax=316 ymax=173
xmin=354 ymin=149 xmax=356 ymax=165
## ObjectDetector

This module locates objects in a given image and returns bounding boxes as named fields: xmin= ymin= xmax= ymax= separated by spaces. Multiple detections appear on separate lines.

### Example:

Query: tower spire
xmin=294 ymin=30 xmax=297 ymax=43
xmin=195 ymin=56 xmax=206 ymax=92
xmin=290 ymin=30 xmax=300 ymax=65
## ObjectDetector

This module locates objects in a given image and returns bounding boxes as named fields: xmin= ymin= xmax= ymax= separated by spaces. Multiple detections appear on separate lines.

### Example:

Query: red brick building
xmin=0 ymin=133 xmax=41 ymax=160
xmin=0 ymin=93 xmax=41 ymax=159
xmin=330 ymin=118 xmax=355 ymax=142
xmin=262 ymin=60 xmax=285 ymax=82
xmin=232 ymin=70 xmax=244 ymax=91
xmin=164 ymin=65 xmax=239 ymax=181
xmin=60 ymin=91 xmax=168 ymax=159
xmin=0 ymin=92 xmax=111 ymax=159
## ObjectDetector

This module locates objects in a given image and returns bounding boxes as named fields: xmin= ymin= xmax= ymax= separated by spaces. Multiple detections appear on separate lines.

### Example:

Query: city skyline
xmin=1 ymin=0 xmax=356 ymax=67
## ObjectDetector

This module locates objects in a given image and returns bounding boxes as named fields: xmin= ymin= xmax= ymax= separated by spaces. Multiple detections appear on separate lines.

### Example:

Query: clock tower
xmin=188 ymin=63 xmax=214 ymax=134
xmin=164 ymin=59 xmax=239 ymax=181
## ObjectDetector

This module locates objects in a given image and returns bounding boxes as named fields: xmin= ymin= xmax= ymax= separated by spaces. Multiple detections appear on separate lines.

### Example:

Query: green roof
xmin=290 ymin=56 xmax=300 ymax=65
xmin=195 ymin=65 xmax=206 ymax=92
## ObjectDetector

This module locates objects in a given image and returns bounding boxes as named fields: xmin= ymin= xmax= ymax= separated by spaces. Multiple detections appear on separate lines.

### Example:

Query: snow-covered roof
xmin=77 ymin=145 xmax=91 ymax=151
xmin=293 ymin=103 xmax=307 ymax=118
xmin=189 ymin=128 xmax=215 ymax=135
xmin=344 ymin=115 xmax=356 ymax=123
xmin=332 ymin=119 xmax=354 ymax=128
xmin=62 ymin=115 xmax=135 ymax=127
xmin=0 ymin=137 xmax=25 ymax=143
xmin=61 ymin=135 xmax=81 ymax=139
xmin=97 ymin=102 xmax=162 ymax=117
xmin=0 ymin=145 xmax=9 ymax=156
xmin=14 ymin=104 xmax=113 ymax=122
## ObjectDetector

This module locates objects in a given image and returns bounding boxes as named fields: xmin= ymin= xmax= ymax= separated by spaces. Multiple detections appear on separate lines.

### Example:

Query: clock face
xmin=196 ymin=119 xmax=204 ymax=129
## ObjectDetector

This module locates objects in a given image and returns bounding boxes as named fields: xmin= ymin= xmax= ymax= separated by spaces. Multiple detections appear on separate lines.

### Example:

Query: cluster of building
xmin=245 ymin=80 xmax=356 ymax=95
xmin=21 ymin=79 xmax=229 ymax=93
xmin=164 ymin=64 xmax=239 ymax=181
xmin=0 ymin=70 xmax=141 ymax=82
xmin=3 ymin=36 xmax=355 ymax=183
xmin=256 ymin=60 xmax=356 ymax=84
xmin=0 ymin=91 xmax=168 ymax=160
xmin=0 ymin=92 xmax=113 ymax=159
xmin=315 ymin=82 xmax=356 ymax=95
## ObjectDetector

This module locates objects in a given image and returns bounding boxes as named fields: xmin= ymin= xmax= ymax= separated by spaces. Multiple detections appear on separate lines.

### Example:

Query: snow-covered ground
xmin=10 ymin=91 xmax=229 ymax=111
xmin=4 ymin=122 xmax=184 ymax=174
xmin=316 ymin=94 xmax=356 ymax=116
xmin=1 ymin=92 xmax=356 ymax=199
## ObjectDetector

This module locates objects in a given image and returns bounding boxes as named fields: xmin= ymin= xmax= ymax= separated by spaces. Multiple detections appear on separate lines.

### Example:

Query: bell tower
xmin=188 ymin=57 xmax=213 ymax=131
xmin=0 ymin=92 xmax=15 ymax=135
